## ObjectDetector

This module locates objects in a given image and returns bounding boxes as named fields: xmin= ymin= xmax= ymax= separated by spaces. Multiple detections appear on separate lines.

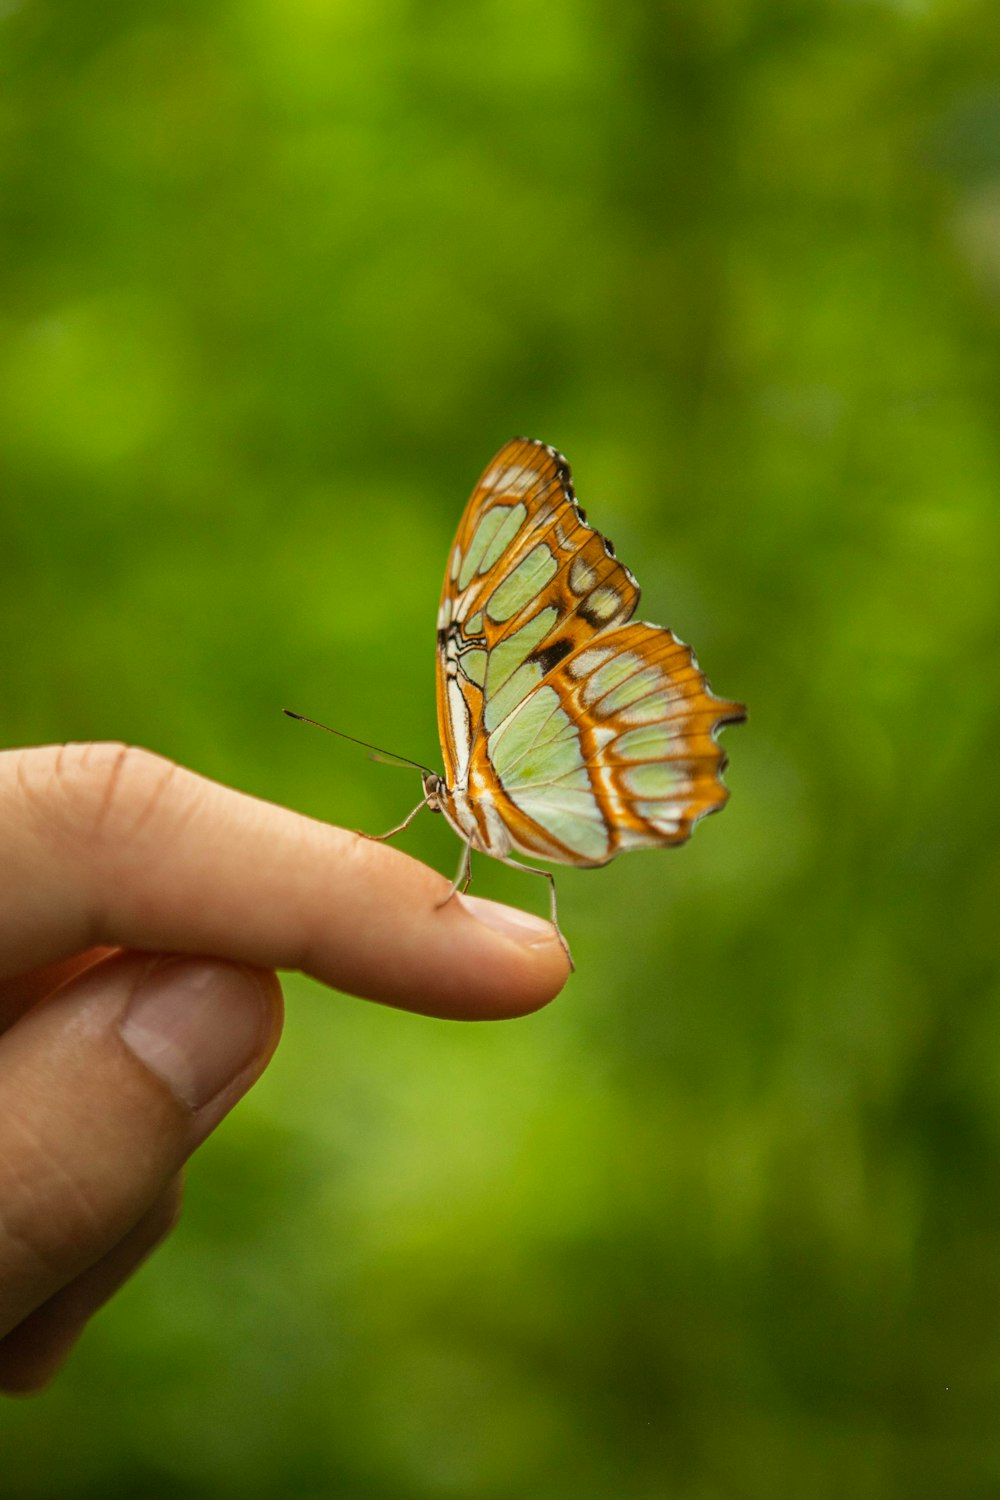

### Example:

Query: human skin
xmin=0 ymin=742 xmax=567 ymax=1394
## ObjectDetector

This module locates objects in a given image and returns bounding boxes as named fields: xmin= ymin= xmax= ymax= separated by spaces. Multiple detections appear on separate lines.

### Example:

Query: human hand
xmin=0 ymin=742 xmax=567 ymax=1393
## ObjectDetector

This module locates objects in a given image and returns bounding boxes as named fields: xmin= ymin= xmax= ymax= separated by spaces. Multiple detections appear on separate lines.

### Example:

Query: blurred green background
xmin=2 ymin=0 xmax=999 ymax=1495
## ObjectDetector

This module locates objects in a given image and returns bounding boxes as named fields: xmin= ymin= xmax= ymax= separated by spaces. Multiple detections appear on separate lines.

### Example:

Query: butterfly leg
xmin=435 ymin=837 xmax=474 ymax=909
xmin=361 ymin=797 xmax=428 ymax=843
xmin=497 ymin=857 xmax=575 ymax=972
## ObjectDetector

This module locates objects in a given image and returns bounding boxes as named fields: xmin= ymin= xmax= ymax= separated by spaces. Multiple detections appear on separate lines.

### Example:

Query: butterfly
xmin=358 ymin=437 xmax=745 ymax=966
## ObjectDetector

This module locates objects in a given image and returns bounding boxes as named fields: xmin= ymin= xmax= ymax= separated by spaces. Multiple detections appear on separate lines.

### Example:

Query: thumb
xmin=0 ymin=951 xmax=283 ymax=1343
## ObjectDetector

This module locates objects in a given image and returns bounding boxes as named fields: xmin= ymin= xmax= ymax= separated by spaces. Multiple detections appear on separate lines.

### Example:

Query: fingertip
xmin=446 ymin=894 xmax=571 ymax=1019
xmin=252 ymin=966 xmax=286 ymax=1055
xmin=457 ymin=893 xmax=559 ymax=948
xmin=118 ymin=958 xmax=284 ymax=1114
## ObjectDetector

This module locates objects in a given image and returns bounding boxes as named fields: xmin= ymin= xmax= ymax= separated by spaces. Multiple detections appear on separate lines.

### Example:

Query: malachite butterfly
xmin=363 ymin=437 xmax=745 ymax=966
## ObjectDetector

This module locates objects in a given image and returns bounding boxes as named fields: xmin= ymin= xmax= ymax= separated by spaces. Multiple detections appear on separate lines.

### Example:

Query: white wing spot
xmin=568 ymin=646 xmax=615 ymax=680
xmin=635 ymin=800 xmax=684 ymax=832
xmin=582 ymin=651 xmax=642 ymax=706
xmin=618 ymin=691 xmax=690 ymax=726
xmin=616 ymin=724 xmax=680 ymax=759
xmin=586 ymin=585 xmax=623 ymax=623
xmin=569 ymin=556 xmax=597 ymax=595
xmin=624 ymin=763 xmax=684 ymax=798
xmin=447 ymin=678 xmax=472 ymax=780
xmin=484 ymin=463 xmax=543 ymax=496
xmin=598 ymin=665 xmax=663 ymax=716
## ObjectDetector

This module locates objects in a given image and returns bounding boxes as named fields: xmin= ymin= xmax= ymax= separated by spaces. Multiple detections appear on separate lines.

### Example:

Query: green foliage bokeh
xmin=2 ymin=2 xmax=999 ymax=1496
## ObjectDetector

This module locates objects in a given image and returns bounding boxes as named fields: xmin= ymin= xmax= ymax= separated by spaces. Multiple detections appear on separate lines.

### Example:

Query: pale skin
xmin=0 ymin=742 xmax=568 ymax=1395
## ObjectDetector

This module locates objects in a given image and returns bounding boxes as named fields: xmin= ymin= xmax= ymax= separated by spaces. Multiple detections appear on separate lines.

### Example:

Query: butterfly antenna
xmin=282 ymin=709 xmax=434 ymax=776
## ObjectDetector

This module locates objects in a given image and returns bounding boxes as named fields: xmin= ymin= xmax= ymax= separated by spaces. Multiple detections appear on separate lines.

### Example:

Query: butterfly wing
xmin=437 ymin=438 xmax=639 ymax=782
xmin=437 ymin=437 xmax=744 ymax=867
xmin=479 ymin=620 xmax=745 ymax=866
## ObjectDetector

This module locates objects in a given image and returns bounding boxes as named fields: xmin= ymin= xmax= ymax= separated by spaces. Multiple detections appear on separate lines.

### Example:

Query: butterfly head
xmin=422 ymin=771 xmax=446 ymax=813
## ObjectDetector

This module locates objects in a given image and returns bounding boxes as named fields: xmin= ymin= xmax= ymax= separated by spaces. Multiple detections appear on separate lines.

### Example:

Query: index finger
xmin=1 ymin=744 xmax=569 ymax=1019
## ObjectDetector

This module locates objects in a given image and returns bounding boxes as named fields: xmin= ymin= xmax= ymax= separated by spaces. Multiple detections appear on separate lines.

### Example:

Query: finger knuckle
xmin=0 ymin=1116 xmax=108 ymax=1297
xmin=16 ymin=742 xmax=183 ymax=852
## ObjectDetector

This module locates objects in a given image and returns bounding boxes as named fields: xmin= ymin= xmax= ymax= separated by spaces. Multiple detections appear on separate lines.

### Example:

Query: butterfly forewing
xmin=436 ymin=437 xmax=744 ymax=868
xmin=437 ymin=440 xmax=638 ymax=778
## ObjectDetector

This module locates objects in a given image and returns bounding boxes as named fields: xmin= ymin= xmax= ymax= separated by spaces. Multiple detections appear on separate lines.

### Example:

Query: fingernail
xmin=120 ymin=959 xmax=272 ymax=1110
xmin=457 ymin=893 xmax=556 ymax=947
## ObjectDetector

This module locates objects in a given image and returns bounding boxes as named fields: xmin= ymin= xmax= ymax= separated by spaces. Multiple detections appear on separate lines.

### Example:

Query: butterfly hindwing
xmin=477 ymin=622 xmax=744 ymax=866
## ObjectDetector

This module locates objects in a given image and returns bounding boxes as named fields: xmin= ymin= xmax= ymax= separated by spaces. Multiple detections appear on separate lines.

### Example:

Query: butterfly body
xmin=421 ymin=775 xmax=512 ymax=859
